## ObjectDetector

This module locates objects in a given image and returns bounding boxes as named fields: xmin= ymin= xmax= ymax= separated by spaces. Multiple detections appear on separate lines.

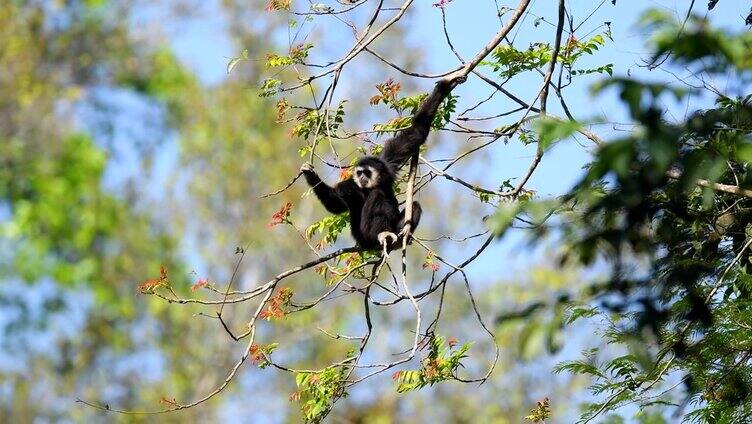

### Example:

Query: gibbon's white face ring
xmin=354 ymin=166 xmax=379 ymax=189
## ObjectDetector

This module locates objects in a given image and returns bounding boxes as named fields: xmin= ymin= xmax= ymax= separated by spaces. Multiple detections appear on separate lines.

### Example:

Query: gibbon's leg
xmin=300 ymin=162 xmax=348 ymax=214
xmin=377 ymin=231 xmax=398 ymax=257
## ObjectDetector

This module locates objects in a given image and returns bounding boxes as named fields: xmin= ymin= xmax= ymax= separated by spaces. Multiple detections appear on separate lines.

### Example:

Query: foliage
xmin=291 ymin=101 xmax=347 ymax=140
xmin=483 ymin=31 xmax=612 ymax=79
xmin=265 ymin=44 xmax=314 ymax=68
xmin=370 ymin=78 xmax=457 ymax=134
xmin=393 ymin=336 xmax=472 ymax=393
xmin=293 ymin=367 xmax=348 ymax=423
xmin=305 ymin=213 xmax=350 ymax=248
xmin=250 ymin=342 xmax=279 ymax=368
xmin=524 ymin=397 xmax=551 ymax=423
xmin=268 ymin=201 xmax=294 ymax=228
xmin=496 ymin=11 xmax=752 ymax=423
xmin=259 ymin=287 xmax=294 ymax=320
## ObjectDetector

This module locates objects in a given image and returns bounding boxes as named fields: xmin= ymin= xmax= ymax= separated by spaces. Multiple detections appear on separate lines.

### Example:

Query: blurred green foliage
xmin=489 ymin=11 xmax=752 ymax=422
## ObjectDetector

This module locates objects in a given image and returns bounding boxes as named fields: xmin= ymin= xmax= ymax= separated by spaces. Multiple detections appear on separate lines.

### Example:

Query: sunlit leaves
xmin=369 ymin=78 xmax=401 ymax=106
xmin=483 ymin=31 xmax=611 ymax=80
xmin=422 ymin=251 xmax=440 ymax=272
xmin=293 ymin=367 xmax=348 ymax=423
xmin=260 ymin=78 xmax=282 ymax=97
xmin=290 ymin=43 xmax=313 ymax=62
xmin=372 ymin=116 xmax=411 ymax=134
xmin=276 ymin=98 xmax=290 ymax=123
xmin=249 ymin=343 xmax=279 ymax=368
xmin=291 ymin=102 xmax=346 ymax=139
xmin=524 ymin=398 xmax=551 ymax=423
xmin=259 ymin=287 xmax=294 ymax=320
xmin=571 ymin=63 xmax=613 ymax=76
xmin=265 ymin=0 xmax=291 ymax=12
xmin=264 ymin=44 xmax=312 ymax=69
xmin=393 ymin=336 xmax=472 ymax=393
xmin=306 ymin=213 xmax=349 ymax=248
xmin=484 ymin=44 xmax=552 ymax=79
xmin=309 ymin=3 xmax=333 ymax=14
xmin=369 ymin=81 xmax=457 ymax=134
xmin=265 ymin=54 xmax=294 ymax=68
xmin=562 ymin=33 xmax=608 ymax=64
xmin=226 ymin=49 xmax=249 ymax=74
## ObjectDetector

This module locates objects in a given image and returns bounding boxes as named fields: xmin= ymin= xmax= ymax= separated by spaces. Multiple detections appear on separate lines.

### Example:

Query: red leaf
xmin=267 ymin=202 xmax=293 ymax=228
xmin=339 ymin=167 xmax=352 ymax=181
xmin=137 ymin=278 xmax=161 ymax=294
xmin=191 ymin=278 xmax=209 ymax=292
xmin=159 ymin=397 xmax=178 ymax=406
xmin=160 ymin=265 xmax=168 ymax=281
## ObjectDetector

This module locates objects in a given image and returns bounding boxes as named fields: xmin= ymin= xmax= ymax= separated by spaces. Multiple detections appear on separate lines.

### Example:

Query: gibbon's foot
xmin=377 ymin=231 xmax=398 ymax=245
xmin=377 ymin=231 xmax=398 ymax=256
xmin=300 ymin=162 xmax=314 ymax=173
xmin=398 ymin=225 xmax=412 ymax=245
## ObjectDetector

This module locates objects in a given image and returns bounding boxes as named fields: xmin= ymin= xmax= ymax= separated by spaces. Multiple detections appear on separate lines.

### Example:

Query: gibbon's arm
xmin=380 ymin=78 xmax=457 ymax=171
xmin=301 ymin=163 xmax=348 ymax=214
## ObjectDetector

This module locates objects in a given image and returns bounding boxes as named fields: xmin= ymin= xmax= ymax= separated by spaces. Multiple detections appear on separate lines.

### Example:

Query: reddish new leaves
xmin=191 ymin=278 xmax=209 ymax=292
xmin=259 ymin=287 xmax=294 ymax=320
xmin=275 ymin=98 xmax=289 ymax=123
xmin=248 ymin=342 xmax=278 ymax=367
xmin=268 ymin=202 xmax=293 ymax=228
xmin=159 ymin=397 xmax=179 ymax=406
xmin=422 ymin=252 xmax=440 ymax=272
xmin=137 ymin=265 xmax=169 ymax=294
xmin=339 ymin=167 xmax=352 ymax=181
xmin=369 ymin=78 xmax=401 ymax=105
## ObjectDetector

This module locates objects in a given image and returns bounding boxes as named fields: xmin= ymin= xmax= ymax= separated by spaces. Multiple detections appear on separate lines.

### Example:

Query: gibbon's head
xmin=353 ymin=156 xmax=393 ymax=189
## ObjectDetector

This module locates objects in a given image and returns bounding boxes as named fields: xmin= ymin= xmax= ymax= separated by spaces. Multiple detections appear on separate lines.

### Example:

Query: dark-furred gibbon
xmin=301 ymin=78 xmax=457 ymax=251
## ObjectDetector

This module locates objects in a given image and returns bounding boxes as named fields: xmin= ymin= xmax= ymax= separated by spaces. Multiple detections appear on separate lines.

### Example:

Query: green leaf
xmin=534 ymin=117 xmax=581 ymax=151
xmin=486 ymin=202 xmax=522 ymax=236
